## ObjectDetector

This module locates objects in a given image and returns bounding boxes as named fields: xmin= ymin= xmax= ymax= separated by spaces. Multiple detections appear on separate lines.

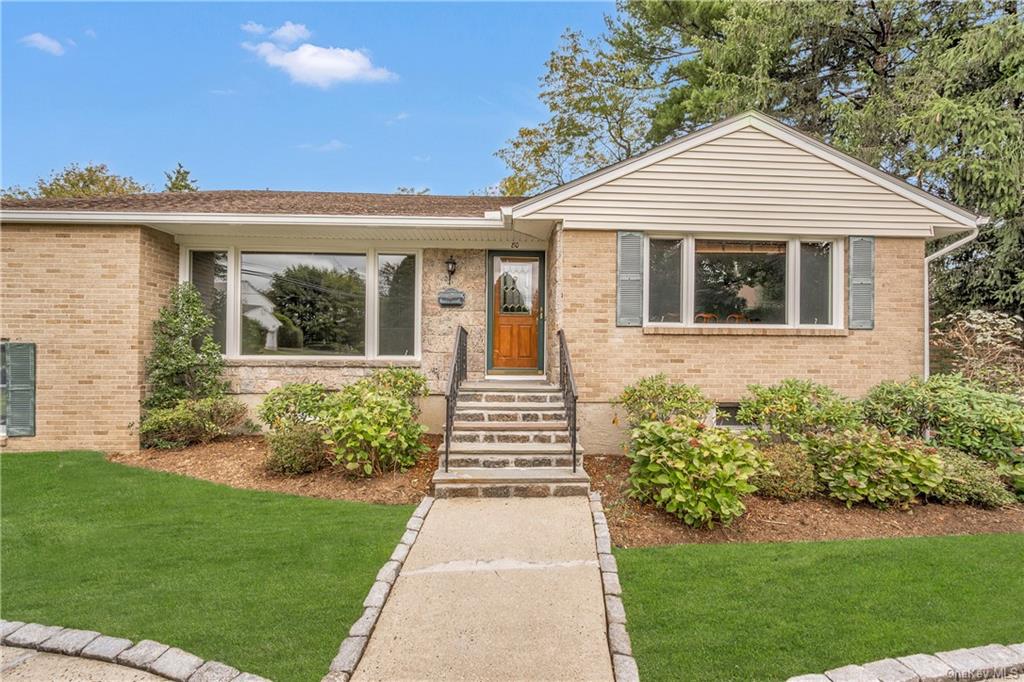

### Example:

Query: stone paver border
xmin=322 ymin=495 xmax=434 ymax=682
xmin=788 ymin=642 xmax=1024 ymax=681
xmin=589 ymin=490 xmax=639 ymax=682
xmin=0 ymin=619 xmax=268 ymax=681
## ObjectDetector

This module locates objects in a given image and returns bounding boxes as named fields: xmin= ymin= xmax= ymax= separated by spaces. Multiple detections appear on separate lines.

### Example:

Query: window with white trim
xmin=645 ymin=236 xmax=842 ymax=328
xmin=183 ymin=247 xmax=421 ymax=359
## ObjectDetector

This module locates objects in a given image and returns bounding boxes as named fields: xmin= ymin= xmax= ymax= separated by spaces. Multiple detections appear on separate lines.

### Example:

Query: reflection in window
xmin=497 ymin=261 xmax=534 ymax=313
xmin=694 ymin=240 xmax=787 ymax=324
xmin=378 ymin=254 xmax=416 ymax=356
xmin=190 ymin=251 xmax=227 ymax=352
xmin=800 ymin=242 xmax=832 ymax=325
xmin=240 ymin=253 xmax=366 ymax=356
xmin=648 ymin=239 xmax=682 ymax=322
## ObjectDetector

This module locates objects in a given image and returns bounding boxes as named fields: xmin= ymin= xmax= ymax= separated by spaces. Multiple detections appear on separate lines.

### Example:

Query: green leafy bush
xmin=862 ymin=374 xmax=1024 ymax=463
xmin=324 ymin=382 xmax=429 ymax=477
xmin=737 ymin=379 xmax=861 ymax=438
xmin=140 ymin=396 xmax=247 ymax=449
xmin=144 ymin=283 xmax=226 ymax=409
xmin=258 ymin=383 xmax=332 ymax=429
xmin=932 ymin=448 xmax=1016 ymax=508
xmin=750 ymin=443 xmax=818 ymax=502
xmin=627 ymin=417 xmax=762 ymax=528
xmin=616 ymin=374 xmax=714 ymax=429
xmin=996 ymin=461 xmax=1024 ymax=500
xmin=365 ymin=368 xmax=429 ymax=415
xmin=802 ymin=427 xmax=945 ymax=509
xmin=265 ymin=422 xmax=329 ymax=475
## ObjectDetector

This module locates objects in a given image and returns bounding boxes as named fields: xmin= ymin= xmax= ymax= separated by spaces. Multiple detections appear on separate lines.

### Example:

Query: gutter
xmin=922 ymin=217 xmax=990 ymax=377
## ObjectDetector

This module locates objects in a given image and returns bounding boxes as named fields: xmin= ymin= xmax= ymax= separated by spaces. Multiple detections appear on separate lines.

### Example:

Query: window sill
xmin=225 ymin=356 xmax=421 ymax=368
xmin=642 ymin=326 xmax=848 ymax=337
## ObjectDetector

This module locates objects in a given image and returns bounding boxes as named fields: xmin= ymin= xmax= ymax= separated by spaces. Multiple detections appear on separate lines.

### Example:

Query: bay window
xmin=645 ymin=236 xmax=841 ymax=328
xmin=182 ymin=247 xmax=420 ymax=359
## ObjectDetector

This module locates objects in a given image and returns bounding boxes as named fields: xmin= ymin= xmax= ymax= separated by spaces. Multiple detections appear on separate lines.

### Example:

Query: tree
xmin=2 ymin=162 xmax=147 ymax=199
xmin=144 ymin=283 xmax=226 ymax=409
xmin=496 ymin=30 xmax=658 ymax=196
xmin=164 ymin=162 xmax=199 ymax=192
xmin=265 ymin=265 xmax=367 ymax=354
xmin=395 ymin=186 xmax=430 ymax=195
xmin=499 ymin=0 xmax=1024 ymax=315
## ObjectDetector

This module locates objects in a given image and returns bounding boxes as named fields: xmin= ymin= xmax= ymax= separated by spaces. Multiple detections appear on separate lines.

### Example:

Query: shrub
xmin=324 ymin=378 xmax=429 ymax=477
xmin=627 ymin=417 xmax=762 ymax=528
xmin=265 ymin=422 xmax=329 ymax=475
xmin=365 ymin=368 xmax=429 ymax=415
xmin=750 ymin=443 xmax=818 ymax=502
xmin=258 ymin=383 xmax=332 ymax=430
xmin=802 ymin=427 xmax=945 ymax=509
xmin=996 ymin=461 xmax=1024 ymax=500
xmin=140 ymin=396 xmax=247 ymax=449
xmin=736 ymin=379 xmax=861 ymax=438
xmin=932 ymin=310 xmax=1024 ymax=396
xmin=144 ymin=283 xmax=226 ymax=409
xmin=616 ymin=374 xmax=714 ymax=429
xmin=862 ymin=374 xmax=1024 ymax=463
xmin=931 ymin=448 xmax=1016 ymax=508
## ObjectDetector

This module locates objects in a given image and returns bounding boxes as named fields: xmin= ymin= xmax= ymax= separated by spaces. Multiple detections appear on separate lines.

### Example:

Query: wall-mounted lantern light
xmin=445 ymin=255 xmax=458 ymax=285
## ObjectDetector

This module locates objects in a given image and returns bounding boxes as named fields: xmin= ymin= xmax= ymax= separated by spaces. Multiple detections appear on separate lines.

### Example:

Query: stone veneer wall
xmin=1 ymin=224 xmax=178 ymax=452
xmin=551 ymin=229 xmax=927 ymax=453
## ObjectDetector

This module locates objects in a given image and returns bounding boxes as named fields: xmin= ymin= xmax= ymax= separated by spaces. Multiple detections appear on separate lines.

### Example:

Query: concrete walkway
xmin=1 ymin=646 xmax=162 ymax=681
xmin=353 ymin=497 xmax=614 ymax=682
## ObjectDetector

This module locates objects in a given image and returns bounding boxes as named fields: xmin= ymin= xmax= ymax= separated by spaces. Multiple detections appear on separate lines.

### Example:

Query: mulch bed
xmin=109 ymin=434 xmax=441 ymax=505
xmin=586 ymin=455 xmax=1024 ymax=548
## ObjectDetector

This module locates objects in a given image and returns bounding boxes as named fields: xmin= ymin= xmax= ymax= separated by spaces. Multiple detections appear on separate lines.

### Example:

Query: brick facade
xmin=551 ymin=230 xmax=925 ymax=403
xmin=1 ymin=224 xmax=179 ymax=452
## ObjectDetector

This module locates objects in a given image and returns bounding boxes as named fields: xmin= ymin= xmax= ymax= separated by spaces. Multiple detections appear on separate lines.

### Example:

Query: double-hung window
xmin=645 ymin=236 xmax=842 ymax=328
xmin=186 ymin=247 xmax=420 ymax=359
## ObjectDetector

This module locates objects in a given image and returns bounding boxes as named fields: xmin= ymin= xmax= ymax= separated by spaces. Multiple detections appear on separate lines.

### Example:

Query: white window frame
xmin=180 ymin=244 xmax=422 ymax=360
xmin=643 ymin=234 xmax=844 ymax=330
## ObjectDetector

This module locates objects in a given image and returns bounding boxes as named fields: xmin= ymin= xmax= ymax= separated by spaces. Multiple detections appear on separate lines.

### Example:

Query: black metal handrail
xmin=557 ymin=329 xmax=579 ymax=473
xmin=444 ymin=326 xmax=469 ymax=473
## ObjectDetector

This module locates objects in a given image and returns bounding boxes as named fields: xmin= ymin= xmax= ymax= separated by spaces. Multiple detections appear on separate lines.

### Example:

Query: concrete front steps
xmin=432 ymin=380 xmax=590 ymax=498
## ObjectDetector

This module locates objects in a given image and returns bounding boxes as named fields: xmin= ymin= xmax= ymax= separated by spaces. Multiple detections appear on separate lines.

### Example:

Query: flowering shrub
xmin=750 ymin=443 xmax=818 ymax=502
xmin=862 ymin=374 xmax=1024 ymax=463
xmin=932 ymin=310 xmax=1024 ymax=396
xmin=736 ymin=379 xmax=862 ymax=439
xmin=627 ymin=417 xmax=762 ymax=528
xmin=615 ymin=374 xmax=714 ymax=429
xmin=802 ymin=427 xmax=945 ymax=509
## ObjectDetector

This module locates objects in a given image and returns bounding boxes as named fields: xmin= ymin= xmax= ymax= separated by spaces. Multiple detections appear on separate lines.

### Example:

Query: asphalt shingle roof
xmin=1 ymin=190 xmax=524 ymax=217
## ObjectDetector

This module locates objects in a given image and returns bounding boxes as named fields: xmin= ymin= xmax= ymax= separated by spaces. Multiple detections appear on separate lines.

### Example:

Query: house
xmin=0 ymin=112 xmax=986 ymax=471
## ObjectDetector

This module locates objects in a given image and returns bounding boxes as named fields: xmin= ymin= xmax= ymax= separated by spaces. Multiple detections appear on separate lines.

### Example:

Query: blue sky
xmin=2 ymin=2 xmax=610 ymax=195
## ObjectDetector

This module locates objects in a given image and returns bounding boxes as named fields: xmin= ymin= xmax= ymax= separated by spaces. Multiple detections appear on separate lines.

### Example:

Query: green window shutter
xmin=617 ymin=231 xmax=644 ymax=327
xmin=5 ymin=342 xmax=37 ymax=437
xmin=848 ymin=237 xmax=875 ymax=330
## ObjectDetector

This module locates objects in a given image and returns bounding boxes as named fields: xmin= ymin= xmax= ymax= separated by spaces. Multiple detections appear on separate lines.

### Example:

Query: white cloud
xmin=241 ymin=21 xmax=267 ymax=35
xmin=210 ymin=88 xmax=237 ymax=96
xmin=386 ymin=112 xmax=410 ymax=126
xmin=20 ymin=32 xmax=65 ymax=56
xmin=412 ymin=154 xmax=431 ymax=163
xmin=269 ymin=21 xmax=310 ymax=46
xmin=297 ymin=139 xmax=347 ymax=152
xmin=243 ymin=41 xmax=395 ymax=88
xmin=83 ymin=28 xmax=97 ymax=39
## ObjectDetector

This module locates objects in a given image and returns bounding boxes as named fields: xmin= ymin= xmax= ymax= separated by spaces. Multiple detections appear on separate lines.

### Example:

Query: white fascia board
xmin=0 ymin=210 xmax=505 ymax=230
xmin=511 ymin=110 xmax=985 ymax=229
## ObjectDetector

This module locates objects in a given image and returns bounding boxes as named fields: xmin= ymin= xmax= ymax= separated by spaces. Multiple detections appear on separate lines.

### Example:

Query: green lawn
xmin=616 ymin=533 xmax=1024 ymax=682
xmin=1 ymin=451 xmax=412 ymax=682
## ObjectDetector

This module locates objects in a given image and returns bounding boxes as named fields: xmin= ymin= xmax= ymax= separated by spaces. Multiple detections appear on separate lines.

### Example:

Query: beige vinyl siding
xmin=531 ymin=126 xmax=963 ymax=234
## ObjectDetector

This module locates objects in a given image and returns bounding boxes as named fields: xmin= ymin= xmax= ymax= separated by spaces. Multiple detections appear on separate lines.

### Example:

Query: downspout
xmin=922 ymin=222 xmax=986 ymax=377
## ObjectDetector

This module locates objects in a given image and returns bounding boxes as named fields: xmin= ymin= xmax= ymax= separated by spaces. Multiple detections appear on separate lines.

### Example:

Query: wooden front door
xmin=489 ymin=253 xmax=544 ymax=371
